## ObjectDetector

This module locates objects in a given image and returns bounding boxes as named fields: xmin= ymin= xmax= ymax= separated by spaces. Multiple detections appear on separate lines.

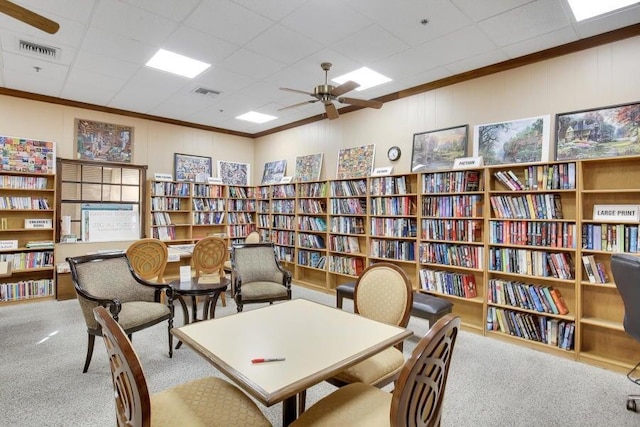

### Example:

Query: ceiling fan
xmin=279 ymin=62 xmax=383 ymax=120
xmin=0 ymin=0 xmax=59 ymax=34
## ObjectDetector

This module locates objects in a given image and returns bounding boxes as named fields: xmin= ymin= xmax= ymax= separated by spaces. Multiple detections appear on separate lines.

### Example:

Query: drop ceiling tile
xmin=445 ymin=49 xmax=510 ymax=75
xmin=231 ymin=0 xmax=308 ymax=21
xmin=121 ymin=0 xmax=201 ymax=22
xmin=572 ymin=5 xmax=640 ymax=38
xmin=2 ymin=50 xmax=69 ymax=81
xmin=244 ymin=24 xmax=323 ymax=65
xmin=195 ymin=67 xmax=256 ymax=95
xmin=451 ymin=0 xmax=535 ymax=21
xmin=81 ymin=26 xmax=158 ymax=65
xmin=161 ymin=26 xmax=238 ymax=66
xmin=218 ymin=48 xmax=285 ymax=80
xmin=502 ymin=26 xmax=578 ymax=59
xmin=3 ymin=67 xmax=65 ymax=97
xmin=479 ymin=0 xmax=572 ymax=47
xmin=13 ymin=0 xmax=96 ymax=23
xmin=60 ymin=70 xmax=125 ymax=106
xmin=72 ymin=50 xmax=140 ymax=81
xmin=332 ymin=25 xmax=410 ymax=64
xmin=0 ymin=30 xmax=79 ymax=66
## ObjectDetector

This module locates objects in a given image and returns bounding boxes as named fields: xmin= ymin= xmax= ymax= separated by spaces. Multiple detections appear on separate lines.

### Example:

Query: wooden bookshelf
xmin=270 ymin=183 xmax=297 ymax=268
xmin=191 ymin=183 xmax=227 ymax=241
xmin=148 ymin=180 xmax=192 ymax=243
xmin=0 ymin=171 xmax=56 ymax=304
xmin=227 ymin=185 xmax=256 ymax=245
xmin=295 ymin=181 xmax=329 ymax=291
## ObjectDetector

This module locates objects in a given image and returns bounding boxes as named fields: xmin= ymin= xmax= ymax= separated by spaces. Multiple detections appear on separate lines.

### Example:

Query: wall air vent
xmin=18 ymin=40 xmax=59 ymax=59
xmin=192 ymin=87 xmax=221 ymax=99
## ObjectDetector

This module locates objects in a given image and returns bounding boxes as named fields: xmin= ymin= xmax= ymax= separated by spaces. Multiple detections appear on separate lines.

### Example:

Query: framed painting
xmin=218 ymin=160 xmax=250 ymax=186
xmin=411 ymin=125 xmax=468 ymax=172
xmin=75 ymin=119 xmax=133 ymax=163
xmin=174 ymin=153 xmax=212 ymax=182
xmin=294 ymin=153 xmax=323 ymax=182
xmin=0 ymin=136 xmax=56 ymax=173
xmin=336 ymin=144 xmax=375 ymax=179
xmin=555 ymin=101 xmax=640 ymax=161
xmin=261 ymin=159 xmax=287 ymax=185
xmin=473 ymin=115 xmax=550 ymax=165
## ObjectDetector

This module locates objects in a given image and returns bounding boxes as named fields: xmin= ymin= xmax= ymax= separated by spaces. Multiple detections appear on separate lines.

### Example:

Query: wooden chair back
xmin=94 ymin=305 xmax=151 ymax=427
xmin=192 ymin=236 xmax=227 ymax=278
xmin=126 ymin=238 xmax=168 ymax=282
xmin=390 ymin=313 xmax=461 ymax=427
xmin=245 ymin=231 xmax=261 ymax=243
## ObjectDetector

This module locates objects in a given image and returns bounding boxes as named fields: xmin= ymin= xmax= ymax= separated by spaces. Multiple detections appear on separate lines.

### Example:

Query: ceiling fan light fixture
xmin=332 ymin=67 xmax=391 ymax=91
xmin=146 ymin=49 xmax=211 ymax=78
xmin=236 ymin=111 xmax=277 ymax=124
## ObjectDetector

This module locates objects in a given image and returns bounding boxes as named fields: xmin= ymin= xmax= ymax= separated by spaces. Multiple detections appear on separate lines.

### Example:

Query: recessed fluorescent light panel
xmin=567 ymin=0 xmax=637 ymax=21
xmin=145 ymin=49 xmax=211 ymax=78
xmin=236 ymin=111 xmax=277 ymax=123
xmin=332 ymin=67 xmax=391 ymax=91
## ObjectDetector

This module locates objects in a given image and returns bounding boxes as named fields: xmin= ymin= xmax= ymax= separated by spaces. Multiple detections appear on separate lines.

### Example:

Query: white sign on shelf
xmin=154 ymin=172 xmax=173 ymax=181
xmin=453 ymin=156 xmax=484 ymax=169
xmin=25 ymin=218 xmax=53 ymax=229
xmin=371 ymin=166 xmax=393 ymax=176
xmin=593 ymin=204 xmax=640 ymax=222
xmin=0 ymin=240 xmax=18 ymax=249
xmin=207 ymin=177 xmax=223 ymax=184
xmin=280 ymin=176 xmax=293 ymax=183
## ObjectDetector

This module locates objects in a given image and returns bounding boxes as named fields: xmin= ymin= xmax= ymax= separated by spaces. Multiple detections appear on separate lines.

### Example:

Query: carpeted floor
xmin=1 ymin=284 xmax=639 ymax=426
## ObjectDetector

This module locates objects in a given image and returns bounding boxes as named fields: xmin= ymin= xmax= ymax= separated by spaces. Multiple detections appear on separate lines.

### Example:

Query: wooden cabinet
xmin=0 ymin=171 xmax=55 ymax=304
xmin=295 ymin=181 xmax=328 ymax=290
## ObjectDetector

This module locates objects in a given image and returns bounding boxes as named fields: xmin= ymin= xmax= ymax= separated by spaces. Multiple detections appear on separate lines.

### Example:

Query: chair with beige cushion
xmin=126 ymin=238 xmax=168 ymax=283
xmin=291 ymin=313 xmax=461 ymax=427
xmin=191 ymin=236 xmax=228 ymax=311
xmin=231 ymin=242 xmax=291 ymax=312
xmin=224 ymin=231 xmax=260 ymax=274
xmin=67 ymin=252 xmax=174 ymax=373
xmin=93 ymin=306 xmax=271 ymax=427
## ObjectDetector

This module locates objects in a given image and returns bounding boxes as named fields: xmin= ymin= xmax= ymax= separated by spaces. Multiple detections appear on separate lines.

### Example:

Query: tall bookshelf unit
xmin=227 ymin=185 xmax=256 ymax=245
xmin=191 ymin=183 xmax=226 ymax=240
xmin=256 ymin=185 xmax=271 ymax=243
xmin=149 ymin=180 xmax=192 ymax=243
xmin=327 ymin=178 xmax=368 ymax=290
xmin=295 ymin=181 xmax=329 ymax=290
xmin=270 ymin=183 xmax=297 ymax=267
xmin=485 ymin=162 xmax=578 ymax=357
xmin=578 ymin=157 xmax=640 ymax=371
xmin=0 ymin=171 xmax=56 ymax=304
xmin=418 ymin=169 xmax=485 ymax=332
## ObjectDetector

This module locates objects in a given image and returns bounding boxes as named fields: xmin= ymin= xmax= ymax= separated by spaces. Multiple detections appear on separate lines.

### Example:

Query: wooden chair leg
xmin=82 ymin=333 xmax=95 ymax=373
xmin=220 ymin=292 xmax=227 ymax=307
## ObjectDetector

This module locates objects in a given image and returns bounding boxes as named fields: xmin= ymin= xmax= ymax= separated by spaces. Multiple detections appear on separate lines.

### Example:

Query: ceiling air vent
xmin=18 ymin=39 xmax=59 ymax=59
xmin=192 ymin=87 xmax=221 ymax=99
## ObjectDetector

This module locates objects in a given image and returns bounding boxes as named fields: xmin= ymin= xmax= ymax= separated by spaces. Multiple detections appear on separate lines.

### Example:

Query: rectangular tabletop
xmin=171 ymin=298 xmax=412 ymax=406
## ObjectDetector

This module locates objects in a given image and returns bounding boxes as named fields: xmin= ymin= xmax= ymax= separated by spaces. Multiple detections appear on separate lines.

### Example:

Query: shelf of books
xmin=485 ymin=161 xmax=578 ymax=356
xmin=368 ymin=174 xmax=418 ymax=288
xmin=227 ymin=186 xmax=257 ymax=245
xmin=295 ymin=181 xmax=328 ymax=290
xmin=327 ymin=178 xmax=368 ymax=291
xmin=418 ymin=169 xmax=485 ymax=332
xmin=270 ymin=183 xmax=296 ymax=268
xmin=0 ymin=171 xmax=56 ymax=304
xmin=577 ymin=156 xmax=640 ymax=373
xmin=191 ymin=183 xmax=226 ymax=241
xmin=148 ymin=180 xmax=192 ymax=243
xmin=256 ymin=185 xmax=271 ymax=243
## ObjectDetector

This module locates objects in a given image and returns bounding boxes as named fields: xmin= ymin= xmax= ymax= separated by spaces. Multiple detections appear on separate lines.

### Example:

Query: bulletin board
xmin=81 ymin=203 xmax=140 ymax=242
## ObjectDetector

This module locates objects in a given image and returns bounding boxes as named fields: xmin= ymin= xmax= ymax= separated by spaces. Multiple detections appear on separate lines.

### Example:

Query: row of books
xmin=330 ymin=217 xmax=365 ymax=235
xmin=421 ymin=170 xmax=481 ymax=194
xmin=0 ymin=250 xmax=53 ymax=270
xmin=328 ymin=255 xmax=364 ymax=276
xmin=419 ymin=268 xmax=478 ymax=298
xmin=298 ymin=250 xmax=327 ymax=269
xmin=369 ymin=176 xmax=411 ymax=196
xmin=370 ymin=218 xmax=417 ymax=238
xmin=330 ymin=198 xmax=367 ymax=215
xmin=0 ymin=197 xmax=50 ymax=210
xmin=487 ymin=279 xmax=569 ymax=315
xmin=228 ymin=212 xmax=255 ymax=224
xmin=369 ymin=239 xmax=415 ymax=261
xmin=274 ymin=245 xmax=294 ymax=262
xmin=298 ymin=199 xmax=326 ymax=214
xmin=487 ymin=307 xmax=575 ymax=350
xmin=193 ymin=183 xmax=223 ymax=198
xmin=581 ymin=255 xmax=608 ymax=284
xmin=271 ymin=230 xmax=295 ymax=246
xmin=152 ymin=182 xmax=190 ymax=197
xmin=192 ymin=212 xmax=225 ymax=225
xmin=330 ymin=179 xmax=367 ymax=197
xmin=329 ymin=235 xmax=361 ymax=254
xmin=25 ymin=241 xmax=54 ymax=249
xmin=581 ymin=223 xmax=640 ymax=252
xmin=272 ymin=214 xmax=295 ymax=229
xmin=271 ymin=184 xmax=296 ymax=198
xmin=227 ymin=224 xmax=256 ymax=238
xmin=421 ymin=195 xmax=482 ymax=218
xmin=489 ymin=220 xmax=577 ymax=249
xmin=369 ymin=196 xmax=415 ymax=216
xmin=490 ymin=193 xmax=563 ymax=220
xmin=152 ymin=212 xmax=173 ymax=226
xmin=228 ymin=186 xmax=255 ymax=198
xmin=271 ymin=199 xmax=295 ymax=214
xmin=227 ymin=199 xmax=256 ymax=211
xmin=0 ymin=175 xmax=49 ymax=190
xmin=494 ymin=163 xmax=576 ymax=191
xmin=298 ymin=182 xmax=327 ymax=198
xmin=298 ymin=233 xmax=326 ymax=249
xmin=297 ymin=216 xmax=327 ymax=232
xmin=192 ymin=198 xmax=225 ymax=212
xmin=421 ymin=219 xmax=482 ymax=243
xmin=257 ymin=186 xmax=270 ymax=199
xmin=151 ymin=197 xmax=183 ymax=211
xmin=0 ymin=278 xmax=53 ymax=302
xmin=488 ymin=248 xmax=574 ymax=279
xmin=152 ymin=225 xmax=176 ymax=240
xmin=258 ymin=214 xmax=270 ymax=228
xmin=419 ymin=242 xmax=483 ymax=269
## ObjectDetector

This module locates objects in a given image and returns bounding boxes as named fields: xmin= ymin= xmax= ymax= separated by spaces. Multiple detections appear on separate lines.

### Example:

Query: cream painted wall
xmin=0 ymin=95 xmax=255 ymax=181
xmin=254 ymin=35 xmax=640 ymax=179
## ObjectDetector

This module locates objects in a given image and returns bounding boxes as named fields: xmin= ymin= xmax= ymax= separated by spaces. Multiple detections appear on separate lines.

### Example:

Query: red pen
xmin=252 ymin=357 xmax=286 ymax=364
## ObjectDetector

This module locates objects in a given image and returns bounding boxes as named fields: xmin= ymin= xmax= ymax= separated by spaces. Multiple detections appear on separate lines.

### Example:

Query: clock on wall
xmin=387 ymin=146 xmax=401 ymax=161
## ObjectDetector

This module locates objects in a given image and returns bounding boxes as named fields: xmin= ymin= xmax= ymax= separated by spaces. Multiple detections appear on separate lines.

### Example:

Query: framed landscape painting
xmin=174 ymin=153 xmax=212 ymax=182
xmin=473 ymin=115 xmax=550 ymax=165
xmin=218 ymin=160 xmax=250 ymax=186
xmin=411 ymin=125 xmax=468 ymax=172
xmin=294 ymin=153 xmax=323 ymax=182
xmin=261 ymin=159 xmax=287 ymax=185
xmin=336 ymin=144 xmax=375 ymax=179
xmin=555 ymin=102 xmax=640 ymax=161
xmin=75 ymin=119 xmax=133 ymax=163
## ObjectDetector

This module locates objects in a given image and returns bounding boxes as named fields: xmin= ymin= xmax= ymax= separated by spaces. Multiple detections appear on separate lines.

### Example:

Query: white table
xmin=171 ymin=298 xmax=412 ymax=426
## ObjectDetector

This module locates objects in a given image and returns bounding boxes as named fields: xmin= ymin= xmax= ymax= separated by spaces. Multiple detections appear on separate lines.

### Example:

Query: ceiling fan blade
xmin=338 ymin=97 xmax=383 ymax=109
xmin=330 ymin=80 xmax=359 ymax=97
xmin=324 ymin=102 xmax=339 ymax=120
xmin=278 ymin=100 xmax=318 ymax=111
xmin=0 ymin=0 xmax=60 ymax=34
xmin=280 ymin=87 xmax=314 ymax=96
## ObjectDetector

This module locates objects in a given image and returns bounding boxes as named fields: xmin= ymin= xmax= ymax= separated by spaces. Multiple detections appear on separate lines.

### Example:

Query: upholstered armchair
xmin=231 ymin=242 xmax=292 ymax=312
xmin=224 ymin=231 xmax=260 ymax=274
xmin=67 ymin=252 xmax=174 ymax=373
